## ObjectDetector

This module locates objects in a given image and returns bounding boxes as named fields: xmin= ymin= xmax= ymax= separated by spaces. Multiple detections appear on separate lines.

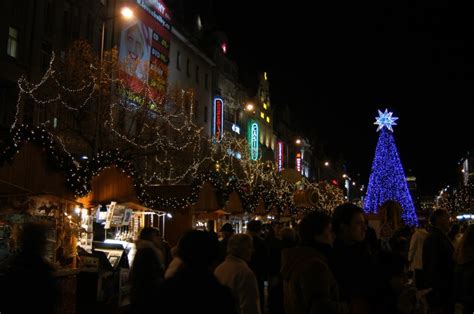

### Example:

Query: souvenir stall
xmin=0 ymin=139 xmax=80 ymax=314
xmin=75 ymin=165 xmax=160 ymax=310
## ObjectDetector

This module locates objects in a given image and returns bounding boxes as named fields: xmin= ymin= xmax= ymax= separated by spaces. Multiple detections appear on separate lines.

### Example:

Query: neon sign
xmin=277 ymin=141 xmax=284 ymax=171
xmin=248 ymin=120 xmax=259 ymax=161
xmin=296 ymin=152 xmax=301 ymax=173
xmin=213 ymin=97 xmax=224 ymax=141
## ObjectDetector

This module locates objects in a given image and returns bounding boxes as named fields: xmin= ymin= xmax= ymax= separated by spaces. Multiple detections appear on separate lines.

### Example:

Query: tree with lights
xmin=364 ymin=109 xmax=418 ymax=226
xmin=306 ymin=180 xmax=345 ymax=212
xmin=13 ymin=40 xmax=209 ymax=186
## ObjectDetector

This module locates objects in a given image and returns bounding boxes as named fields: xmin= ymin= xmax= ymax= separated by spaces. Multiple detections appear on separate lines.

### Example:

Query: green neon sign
xmin=248 ymin=120 xmax=259 ymax=160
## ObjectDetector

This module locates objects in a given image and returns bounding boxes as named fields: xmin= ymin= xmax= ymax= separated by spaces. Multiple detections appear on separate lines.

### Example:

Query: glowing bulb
xmin=121 ymin=7 xmax=134 ymax=19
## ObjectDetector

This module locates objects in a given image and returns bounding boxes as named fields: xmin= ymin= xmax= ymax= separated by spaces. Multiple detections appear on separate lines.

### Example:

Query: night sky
xmin=211 ymin=0 xmax=473 ymax=195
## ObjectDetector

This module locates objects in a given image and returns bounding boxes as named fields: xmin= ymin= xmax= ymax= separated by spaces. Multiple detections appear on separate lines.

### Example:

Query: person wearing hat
xmin=218 ymin=223 xmax=235 ymax=264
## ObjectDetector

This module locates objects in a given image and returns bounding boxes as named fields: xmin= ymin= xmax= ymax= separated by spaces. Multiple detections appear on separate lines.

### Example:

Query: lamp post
xmin=94 ymin=6 xmax=134 ymax=154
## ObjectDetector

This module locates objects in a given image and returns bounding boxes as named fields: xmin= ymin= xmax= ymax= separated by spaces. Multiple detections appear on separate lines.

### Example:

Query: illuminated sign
xmin=277 ymin=141 xmax=284 ymax=171
xmin=248 ymin=120 xmax=259 ymax=160
xmin=296 ymin=152 xmax=301 ymax=173
xmin=118 ymin=0 xmax=172 ymax=103
xmin=231 ymin=124 xmax=240 ymax=134
xmin=213 ymin=97 xmax=224 ymax=141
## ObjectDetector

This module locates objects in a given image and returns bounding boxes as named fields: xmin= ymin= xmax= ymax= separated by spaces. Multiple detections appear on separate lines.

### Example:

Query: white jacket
xmin=215 ymin=255 xmax=261 ymax=314
xmin=408 ymin=228 xmax=428 ymax=270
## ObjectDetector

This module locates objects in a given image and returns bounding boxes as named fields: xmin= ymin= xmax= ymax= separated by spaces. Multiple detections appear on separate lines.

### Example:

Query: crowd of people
xmin=1 ymin=202 xmax=473 ymax=314
xmin=127 ymin=202 xmax=474 ymax=314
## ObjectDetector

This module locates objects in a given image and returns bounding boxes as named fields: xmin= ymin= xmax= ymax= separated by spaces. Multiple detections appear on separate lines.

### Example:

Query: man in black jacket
xmin=423 ymin=209 xmax=454 ymax=314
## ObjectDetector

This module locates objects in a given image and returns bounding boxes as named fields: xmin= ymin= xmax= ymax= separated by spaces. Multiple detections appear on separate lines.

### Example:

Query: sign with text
xmin=248 ymin=120 xmax=259 ymax=161
xmin=213 ymin=97 xmax=224 ymax=141
xmin=296 ymin=152 xmax=302 ymax=173
xmin=118 ymin=0 xmax=172 ymax=106
xmin=277 ymin=141 xmax=284 ymax=171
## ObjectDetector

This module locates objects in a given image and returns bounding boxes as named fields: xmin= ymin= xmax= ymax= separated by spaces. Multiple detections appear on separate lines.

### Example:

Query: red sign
xmin=214 ymin=97 xmax=224 ymax=141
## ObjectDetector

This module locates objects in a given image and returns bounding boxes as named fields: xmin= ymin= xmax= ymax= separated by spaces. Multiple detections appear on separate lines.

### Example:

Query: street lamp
xmin=100 ymin=6 xmax=134 ymax=62
xmin=245 ymin=103 xmax=254 ymax=111
xmin=324 ymin=161 xmax=330 ymax=167
xmin=95 ymin=6 xmax=134 ymax=154
xmin=295 ymin=138 xmax=302 ymax=145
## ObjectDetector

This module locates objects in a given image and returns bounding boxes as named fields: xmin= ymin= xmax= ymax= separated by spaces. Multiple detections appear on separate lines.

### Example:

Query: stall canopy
xmin=78 ymin=166 xmax=140 ymax=208
xmin=192 ymin=182 xmax=220 ymax=213
xmin=0 ymin=143 xmax=76 ymax=204
xmin=224 ymin=191 xmax=244 ymax=215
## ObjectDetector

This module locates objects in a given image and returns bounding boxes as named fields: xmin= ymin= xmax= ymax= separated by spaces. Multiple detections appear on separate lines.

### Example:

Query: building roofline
xmin=172 ymin=27 xmax=216 ymax=67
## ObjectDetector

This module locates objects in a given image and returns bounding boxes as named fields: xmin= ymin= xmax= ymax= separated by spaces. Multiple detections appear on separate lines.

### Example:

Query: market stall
xmin=0 ymin=140 xmax=80 ymax=314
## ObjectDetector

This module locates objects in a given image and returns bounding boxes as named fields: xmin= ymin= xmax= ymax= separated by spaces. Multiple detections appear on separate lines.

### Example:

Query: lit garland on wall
xmin=364 ymin=110 xmax=418 ymax=226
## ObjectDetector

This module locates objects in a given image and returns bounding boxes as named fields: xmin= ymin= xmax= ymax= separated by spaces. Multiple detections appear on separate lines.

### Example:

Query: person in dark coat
xmin=422 ymin=209 xmax=454 ymax=314
xmin=218 ymin=223 xmax=235 ymax=264
xmin=330 ymin=203 xmax=377 ymax=314
xmin=130 ymin=227 xmax=165 ymax=314
xmin=1 ymin=222 xmax=56 ymax=314
xmin=454 ymin=224 xmax=474 ymax=314
xmin=281 ymin=211 xmax=348 ymax=314
xmin=247 ymin=219 xmax=269 ymax=313
xmin=158 ymin=230 xmax=236 ymax=314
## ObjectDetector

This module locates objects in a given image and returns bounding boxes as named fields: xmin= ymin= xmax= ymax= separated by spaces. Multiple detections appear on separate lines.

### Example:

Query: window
xmin=186 ymin=58 xmax=190 ymax=77
xmin=195 ymin=66 xmax=199 ymax=84
xmin=260 ymin=112 xmax=265 ymax=119
xmin=176 ymin=51 xmax=181 ymax=70
xmin=263 ymin=103 xmax=268 ymax=110
xmin=205 ymin=73 xmax=209 ymax=90
xmin=7 ymin=27 xmax=18 ymax=58
xmin=204 ymin=106 xmax=208 ymax=123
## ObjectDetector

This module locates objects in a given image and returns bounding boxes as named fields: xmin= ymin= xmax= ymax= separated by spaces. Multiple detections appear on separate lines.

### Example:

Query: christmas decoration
xmin=364 ymin=110 xmax=418 ymax=226
xmin=374 ymin=109 xmax=398 ymax=132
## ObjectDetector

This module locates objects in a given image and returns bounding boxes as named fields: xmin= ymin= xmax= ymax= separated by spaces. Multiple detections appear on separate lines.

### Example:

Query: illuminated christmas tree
xmin=364 ymin=109 xmax=418 ymax=226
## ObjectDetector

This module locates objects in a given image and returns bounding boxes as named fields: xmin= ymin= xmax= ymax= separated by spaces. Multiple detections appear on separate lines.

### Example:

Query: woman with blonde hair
xmin=454 ymin=224 xmax=474 ymax=314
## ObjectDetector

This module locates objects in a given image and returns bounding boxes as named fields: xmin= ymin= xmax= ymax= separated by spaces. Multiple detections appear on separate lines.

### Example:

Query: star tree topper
xmin=374 ymin=109 xmax=398 ymax=132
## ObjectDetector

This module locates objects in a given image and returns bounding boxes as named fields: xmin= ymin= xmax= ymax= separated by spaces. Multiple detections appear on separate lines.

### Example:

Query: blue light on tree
xmin=364 ymin=110 xmax=418 ymax=226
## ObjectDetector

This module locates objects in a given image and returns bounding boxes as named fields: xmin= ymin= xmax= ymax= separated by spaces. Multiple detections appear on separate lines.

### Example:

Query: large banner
xmin=118 ymin=0 xmax=172 ymax=105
